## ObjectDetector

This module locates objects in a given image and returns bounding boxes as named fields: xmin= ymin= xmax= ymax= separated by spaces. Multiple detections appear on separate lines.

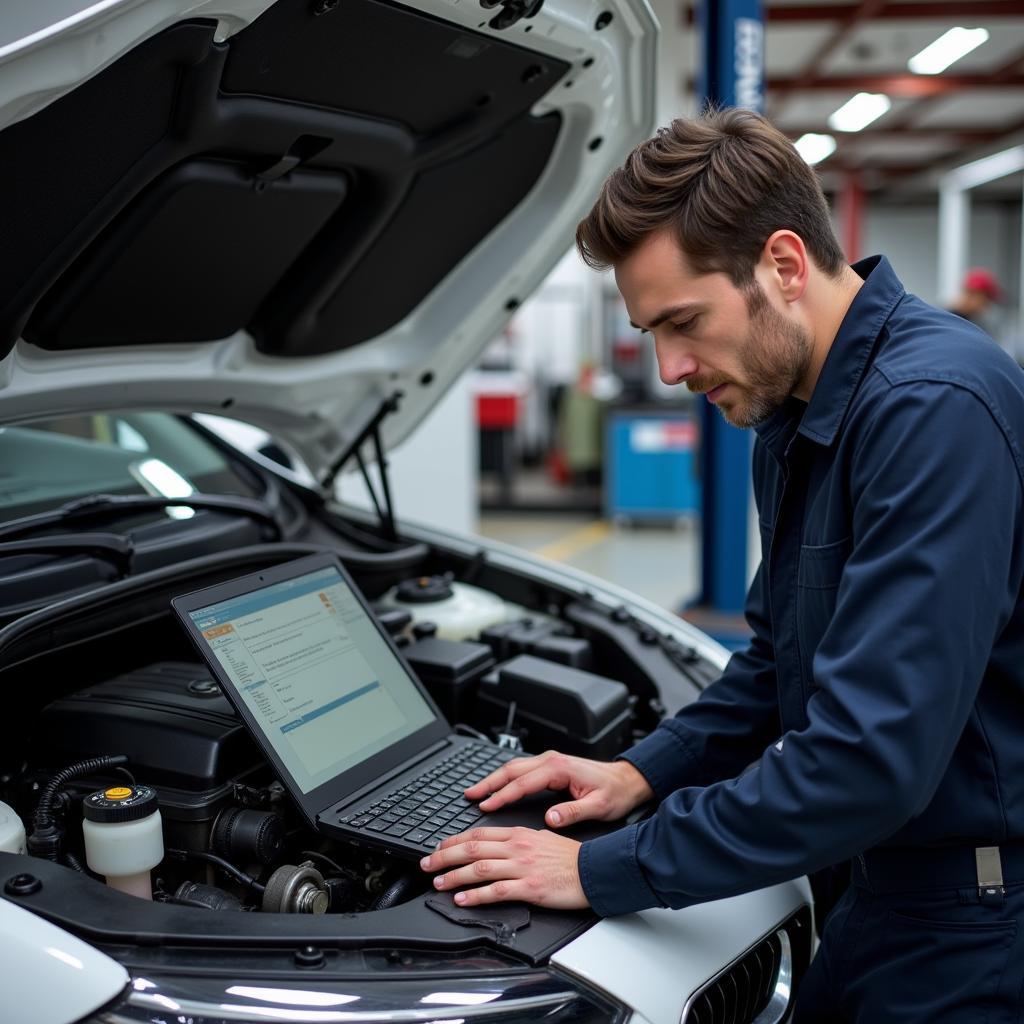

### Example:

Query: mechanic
xmin=418 ymin=107 xmax=1024 ymax=1021
xmin=946 ymin=266 xmax=1003 ymax=327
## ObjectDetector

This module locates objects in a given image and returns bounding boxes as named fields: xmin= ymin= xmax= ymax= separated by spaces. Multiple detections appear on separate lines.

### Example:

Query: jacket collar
xmin=755 ymin=255 xmax=905 ymax=458
xmin=797 ymin=254 xmax=905 ymax=446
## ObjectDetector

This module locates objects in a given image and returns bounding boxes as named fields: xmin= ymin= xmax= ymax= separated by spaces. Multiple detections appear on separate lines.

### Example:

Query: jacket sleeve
xmin=579 ymin=381 xmax=1024 ymax=916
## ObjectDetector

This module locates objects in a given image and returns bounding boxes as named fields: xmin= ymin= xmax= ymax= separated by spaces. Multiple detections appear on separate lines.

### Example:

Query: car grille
xmin=681 ymin=906 xmax=812 ymax=1024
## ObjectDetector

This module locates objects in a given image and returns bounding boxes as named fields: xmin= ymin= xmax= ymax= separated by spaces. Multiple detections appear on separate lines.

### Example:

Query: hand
xmin=464 ymin=750 xmax=654 ymax=829
xmin=420 ymin=826 xmax=588 ymax=909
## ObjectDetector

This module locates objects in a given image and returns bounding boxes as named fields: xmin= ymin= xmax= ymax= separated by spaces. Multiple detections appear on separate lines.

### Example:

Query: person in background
xmin=947 ymin=267 xmax=1003 ymax=326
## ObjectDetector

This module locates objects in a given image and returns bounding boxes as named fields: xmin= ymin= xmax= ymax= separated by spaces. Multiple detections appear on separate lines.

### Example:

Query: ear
xmin=758 ymin=230 xmax=809 ymax=304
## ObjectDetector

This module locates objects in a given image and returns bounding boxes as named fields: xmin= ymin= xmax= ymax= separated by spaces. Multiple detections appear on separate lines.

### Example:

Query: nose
xmin=654 ymin=335 xmax=699 ymax=386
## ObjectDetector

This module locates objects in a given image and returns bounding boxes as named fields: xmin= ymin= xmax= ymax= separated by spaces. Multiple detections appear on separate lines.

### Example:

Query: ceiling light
xmin=908 ymin=27 xmax=989 ymax=75
xmin=827 ymin=93 xmax=891 ymax=133
xmin=794 ymin=133 xmax=837 ymax=165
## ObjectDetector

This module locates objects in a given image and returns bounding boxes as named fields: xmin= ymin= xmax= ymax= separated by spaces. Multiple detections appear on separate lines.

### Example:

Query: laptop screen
xmin=186 ymin=564 xmax=435 ymax=795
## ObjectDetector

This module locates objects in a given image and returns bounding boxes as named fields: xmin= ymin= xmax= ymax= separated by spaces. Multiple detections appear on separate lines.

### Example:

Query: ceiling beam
xmin=816 ymin=116 xmax=1024 ymax=183
xmin=877 ymin=43 xmax=1024 ymax=133
xmin=683 ymin=72 xmax=1024 ymax=95
xmin=682 ymin=1 xmax=1024 ymax=25
xmin=784 ymin=127 xmax=1007 ymax=143
xmin=767 ymin=72 xmax=1024 ymax=94
xmin=768 ymin=0 xmax=889 ymax=116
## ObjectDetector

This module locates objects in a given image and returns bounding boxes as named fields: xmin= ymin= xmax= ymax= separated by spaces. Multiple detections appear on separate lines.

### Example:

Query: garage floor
xmin=475 ymin=513 xmax=700 ymax=614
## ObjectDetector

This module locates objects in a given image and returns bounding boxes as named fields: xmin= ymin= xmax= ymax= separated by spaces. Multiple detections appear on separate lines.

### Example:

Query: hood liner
xmin=0 ymin=0 xmax=568 ymax=358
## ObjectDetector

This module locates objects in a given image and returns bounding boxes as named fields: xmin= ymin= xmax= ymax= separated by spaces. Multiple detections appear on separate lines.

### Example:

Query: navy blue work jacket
xmin=579 ymin=256 xmax=1024 ymax=916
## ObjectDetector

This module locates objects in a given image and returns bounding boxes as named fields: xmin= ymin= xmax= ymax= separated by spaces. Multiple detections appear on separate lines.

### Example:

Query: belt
xmin=853 ymin=841 xmax=1024 ymax=895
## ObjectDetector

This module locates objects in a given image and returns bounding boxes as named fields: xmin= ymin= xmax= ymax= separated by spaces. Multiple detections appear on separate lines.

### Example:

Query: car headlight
xmin=85 ymin=968 xmax=627 ymax=1023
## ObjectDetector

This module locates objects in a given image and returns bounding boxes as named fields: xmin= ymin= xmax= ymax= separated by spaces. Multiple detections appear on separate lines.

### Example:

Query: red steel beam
xmin=683 ymin=72 xmax=1024 ymax=94
xmin=766 ymin=72 xmax=1024 ymax=94
xmin=768 ymin=0 xmax=890 ymax=116
xmin=682 ymin=1 xmax=1024 ymax=25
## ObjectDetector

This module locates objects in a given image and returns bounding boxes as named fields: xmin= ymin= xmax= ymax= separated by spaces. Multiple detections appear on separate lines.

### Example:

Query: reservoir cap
xmin=83 ymin=785 xmax=159 ymax=823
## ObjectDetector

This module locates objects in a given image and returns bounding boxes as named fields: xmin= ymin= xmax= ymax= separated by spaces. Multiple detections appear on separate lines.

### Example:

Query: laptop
xmin=171 ymin=552 xmax=558 ymax=859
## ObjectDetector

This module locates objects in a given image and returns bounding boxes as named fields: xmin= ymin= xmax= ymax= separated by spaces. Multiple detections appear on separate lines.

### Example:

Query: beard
xmin=687 ymin=283 xmax=813 ymax=428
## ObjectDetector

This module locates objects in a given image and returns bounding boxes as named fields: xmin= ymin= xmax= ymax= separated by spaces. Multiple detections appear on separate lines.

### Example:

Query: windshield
xmin=0 ymin=411 xmax=258 ymax=523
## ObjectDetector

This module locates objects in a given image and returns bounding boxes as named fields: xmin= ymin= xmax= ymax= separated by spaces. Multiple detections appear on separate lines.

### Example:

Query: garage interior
xmin=352 ymin=0 xmax=1024 ymax=644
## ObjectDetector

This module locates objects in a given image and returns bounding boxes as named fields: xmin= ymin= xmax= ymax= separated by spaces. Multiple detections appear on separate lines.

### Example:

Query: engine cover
xmin=37 ymin=662 xmax=264 ymax=847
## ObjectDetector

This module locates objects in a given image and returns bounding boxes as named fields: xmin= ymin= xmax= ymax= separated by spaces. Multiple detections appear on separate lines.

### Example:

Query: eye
xmin=672 ymin=317 xmax=698 ymax=333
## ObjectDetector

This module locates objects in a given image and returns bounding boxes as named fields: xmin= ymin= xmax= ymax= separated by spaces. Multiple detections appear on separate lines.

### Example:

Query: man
xmin=946 ymin=266 xmax=1003 ymax=327
xmin=419 ymin=108 xmax=1024 ymax=1020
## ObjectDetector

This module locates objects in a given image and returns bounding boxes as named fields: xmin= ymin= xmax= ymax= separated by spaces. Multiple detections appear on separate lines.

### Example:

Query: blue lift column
xmin=694 ymin=0 xmax=765 ymax=628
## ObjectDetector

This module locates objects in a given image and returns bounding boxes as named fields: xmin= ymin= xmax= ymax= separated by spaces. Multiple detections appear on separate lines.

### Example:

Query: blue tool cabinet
xmin=605 ymin=409 xmax=700 ymax=523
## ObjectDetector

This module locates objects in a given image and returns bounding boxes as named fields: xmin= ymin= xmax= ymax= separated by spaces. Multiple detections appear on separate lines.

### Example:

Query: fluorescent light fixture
xmin=908 ymin=27 xmax=989 ymax=75
xmin=794 ymin=133 xmax=837 ymax=165
xmin=827 ymin=93 xmax=891 ymax=133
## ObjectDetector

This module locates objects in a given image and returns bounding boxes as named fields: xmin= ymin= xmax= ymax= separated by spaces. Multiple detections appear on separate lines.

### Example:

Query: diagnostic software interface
xmin=189 ymin=566 xmax=434 ymax=794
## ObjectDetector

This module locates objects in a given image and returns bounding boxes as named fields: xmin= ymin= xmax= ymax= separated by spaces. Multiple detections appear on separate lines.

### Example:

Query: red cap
xmin=963 ymin=268 xmax=1002 ymax=302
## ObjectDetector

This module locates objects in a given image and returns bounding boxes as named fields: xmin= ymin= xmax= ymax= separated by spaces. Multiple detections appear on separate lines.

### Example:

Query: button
xmin=406 ymin=829 xmax=432 ymax=844
xmin=103 ymin=787 xmax=133 ymax=800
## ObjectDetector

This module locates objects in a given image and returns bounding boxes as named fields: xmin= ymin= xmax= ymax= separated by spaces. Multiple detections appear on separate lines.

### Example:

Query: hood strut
xmin=322 ymin=392 xmax=403 ymax=540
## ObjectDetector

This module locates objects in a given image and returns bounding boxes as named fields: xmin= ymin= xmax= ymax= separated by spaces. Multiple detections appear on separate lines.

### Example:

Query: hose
xmin=166 ymin=848 xmax=266 ymax=894
xmin=29 ymin=755 xmax=129 ymax=861
xmin=369 ymin=872 xmax=422 ymax=911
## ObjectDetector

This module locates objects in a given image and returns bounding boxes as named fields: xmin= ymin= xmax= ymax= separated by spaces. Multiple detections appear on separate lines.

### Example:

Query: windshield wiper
xmin=0 ymin=533 xmax=134 ymax=575
xmin=0 ymin=493 xmax=284 ymax=544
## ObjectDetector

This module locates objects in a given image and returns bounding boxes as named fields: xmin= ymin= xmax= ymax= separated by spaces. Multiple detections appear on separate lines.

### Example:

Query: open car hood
xmin=0 ymin=0 xmax=656 ymax=482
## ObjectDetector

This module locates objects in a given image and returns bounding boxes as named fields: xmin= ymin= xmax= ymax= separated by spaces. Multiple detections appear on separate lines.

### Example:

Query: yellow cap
xmin=103 ymin=787 xmax=133 ymax=800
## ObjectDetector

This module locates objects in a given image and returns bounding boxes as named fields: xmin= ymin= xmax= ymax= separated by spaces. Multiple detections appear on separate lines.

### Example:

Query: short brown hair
xmin=576 ymin=107 xmax=845 ymax=285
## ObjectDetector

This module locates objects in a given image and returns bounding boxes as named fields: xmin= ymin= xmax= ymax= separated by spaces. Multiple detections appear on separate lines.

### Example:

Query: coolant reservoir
xmin=0 ymin=801 xmax=25 ymax=854
xmin=82 ymin=785 xmax=163 ymax=900
xmin=380 ymin=576 xmax=508 ymax=640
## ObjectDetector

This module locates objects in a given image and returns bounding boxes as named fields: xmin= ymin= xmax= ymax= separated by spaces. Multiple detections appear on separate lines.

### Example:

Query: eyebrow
xmin=628 ymin=302 xmax=703 ymax=331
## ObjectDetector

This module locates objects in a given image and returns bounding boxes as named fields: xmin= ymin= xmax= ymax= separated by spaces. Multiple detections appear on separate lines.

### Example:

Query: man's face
xmin=615 ymin=231 xmax=812 ymax=428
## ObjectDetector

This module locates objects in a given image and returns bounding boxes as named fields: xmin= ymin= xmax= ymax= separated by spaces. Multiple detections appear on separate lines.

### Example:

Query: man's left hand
xmin=420 ymin=826 xmax=589 ymax=910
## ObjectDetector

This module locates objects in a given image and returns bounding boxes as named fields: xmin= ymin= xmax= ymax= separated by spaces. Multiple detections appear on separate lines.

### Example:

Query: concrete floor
xmin=475 ymin=513 xmax=701 ymax=614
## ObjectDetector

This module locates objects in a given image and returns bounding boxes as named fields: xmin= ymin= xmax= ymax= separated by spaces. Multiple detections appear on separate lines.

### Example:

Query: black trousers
xmin=793 ymin=851 xmax=1024 ymax=1023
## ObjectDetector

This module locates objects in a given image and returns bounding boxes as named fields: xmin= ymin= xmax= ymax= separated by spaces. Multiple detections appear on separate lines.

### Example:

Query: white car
xmin=0 ymin=2 xmax=811 ymax=1022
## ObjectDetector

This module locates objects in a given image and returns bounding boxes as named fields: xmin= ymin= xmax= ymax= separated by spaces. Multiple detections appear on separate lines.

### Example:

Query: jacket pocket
xmin=796 ymin=537 xmax=852 ymax=667
xmin=797 ymin=535 xmax=852 ymax=589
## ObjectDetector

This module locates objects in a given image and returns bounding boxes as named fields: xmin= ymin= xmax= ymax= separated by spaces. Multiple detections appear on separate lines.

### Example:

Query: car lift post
xmin=692 ymin=0 xmax=765 ymax=633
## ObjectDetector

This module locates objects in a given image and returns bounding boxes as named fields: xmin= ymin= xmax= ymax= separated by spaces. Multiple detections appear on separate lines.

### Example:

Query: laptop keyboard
xmin=336 ymin=743 xmax=521 ymax=849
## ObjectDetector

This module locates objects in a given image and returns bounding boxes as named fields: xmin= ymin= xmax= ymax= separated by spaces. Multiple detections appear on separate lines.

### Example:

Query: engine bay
xmin=0 ymin=542 xmax=713 ymax=929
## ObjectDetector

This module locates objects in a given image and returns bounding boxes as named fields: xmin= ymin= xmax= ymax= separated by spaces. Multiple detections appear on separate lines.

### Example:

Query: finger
xmin=431 ymin=826 xmax=519 ymax=857
xmin=463 ymin=755 xmax=545 ymax=799
xmin=452 ymin=879 xmax=526 ymax=907
xmin=432 ymin=855 xmax=521 ymax=892
xmin=419 ymin=839 xmax=514 ymax=873
xmin=545 ymin=791 xmax=612 ymax=828
xmin=477 ymin=763 xmax=573 ymax=812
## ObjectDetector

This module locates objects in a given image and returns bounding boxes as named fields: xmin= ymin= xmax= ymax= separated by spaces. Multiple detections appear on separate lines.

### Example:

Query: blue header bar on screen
xmin=189 ymin=567 xmax=342 ymax=629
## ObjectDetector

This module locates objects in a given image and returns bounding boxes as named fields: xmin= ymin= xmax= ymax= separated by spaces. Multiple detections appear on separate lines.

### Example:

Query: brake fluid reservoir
xmin=0 ymin=800 xmax=25 ymax=854
xmin=381 ymin=576 xmax=508 ymax=640
xmin=82 ymin=785 xmax=163 ymax=900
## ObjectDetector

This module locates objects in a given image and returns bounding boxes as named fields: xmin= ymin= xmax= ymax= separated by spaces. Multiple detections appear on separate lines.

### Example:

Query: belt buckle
xmin=976 ymin=846 xmax=1005 ymax=906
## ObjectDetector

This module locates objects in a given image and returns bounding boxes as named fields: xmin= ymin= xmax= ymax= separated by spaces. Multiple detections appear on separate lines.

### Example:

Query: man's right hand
xmin=465 ymin=750 xmax=655 ymax=829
